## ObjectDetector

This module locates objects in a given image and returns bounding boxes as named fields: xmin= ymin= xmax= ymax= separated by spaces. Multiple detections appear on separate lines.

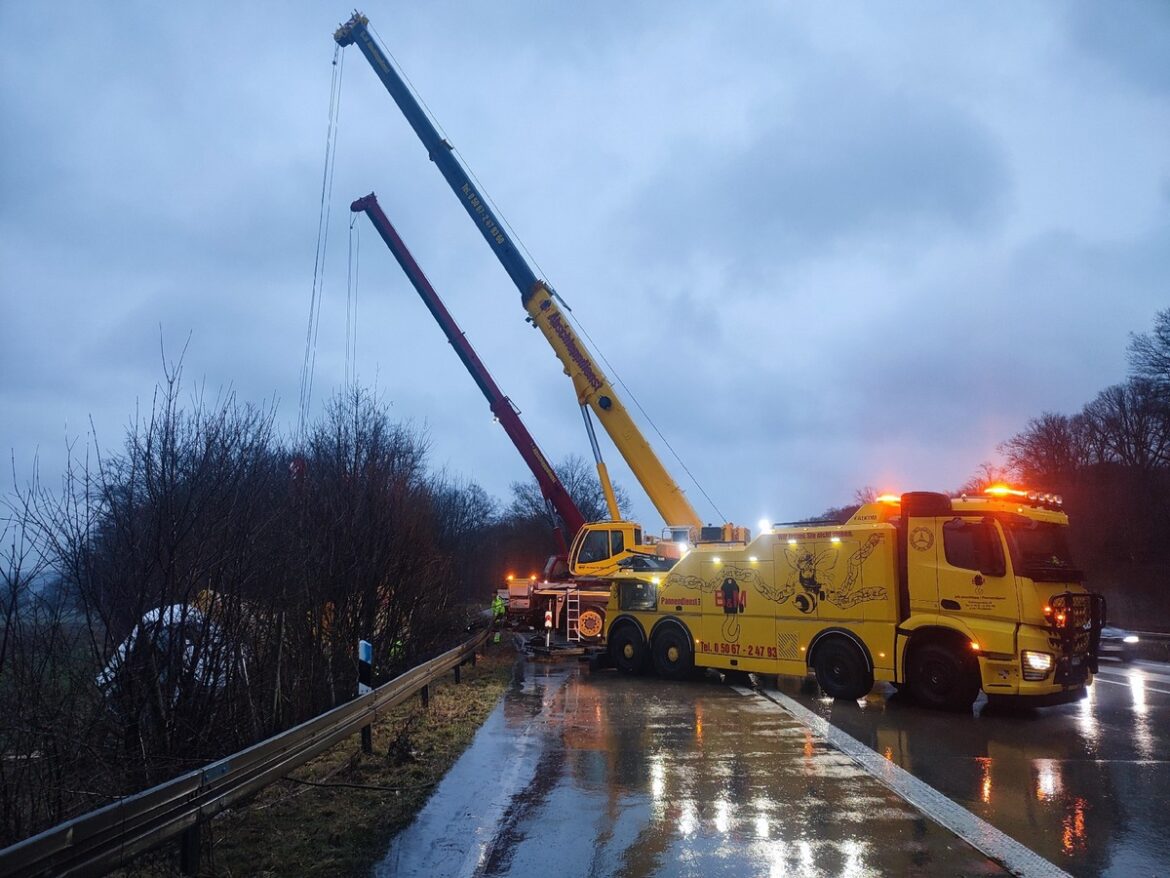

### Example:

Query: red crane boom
xmin=351 ymin=192 xmax=587 ymax=549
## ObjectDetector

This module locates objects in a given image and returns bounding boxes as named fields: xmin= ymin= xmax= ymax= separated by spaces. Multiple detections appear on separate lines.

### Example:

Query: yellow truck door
xmin=936 ymin=516 xmax=1016 ymax=622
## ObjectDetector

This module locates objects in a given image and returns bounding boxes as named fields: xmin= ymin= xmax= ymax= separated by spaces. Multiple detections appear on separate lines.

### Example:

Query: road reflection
xmin=487 ymin=665 xmax=1007 ymax=877
xmin=771 ymin=661 xmax=1170 ymax=877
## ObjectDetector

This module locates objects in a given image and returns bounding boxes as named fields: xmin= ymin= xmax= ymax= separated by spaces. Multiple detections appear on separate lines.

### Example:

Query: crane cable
xmin=298 ymin=45 xmax=346 ymax=439
xmin=571 ymin=315 xmax=728 ymax=524
xmin=345 ymin=215 xmax=360 ymax=389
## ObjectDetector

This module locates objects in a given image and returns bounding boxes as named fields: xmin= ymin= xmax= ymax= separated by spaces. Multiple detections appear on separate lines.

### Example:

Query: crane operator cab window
xmin=576 ymin=528 xmax=625 ymax=565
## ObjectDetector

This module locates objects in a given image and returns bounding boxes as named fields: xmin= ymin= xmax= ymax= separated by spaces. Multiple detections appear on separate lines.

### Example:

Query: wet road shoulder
xmin=746 ymin=683 xmax=1072 ymax=878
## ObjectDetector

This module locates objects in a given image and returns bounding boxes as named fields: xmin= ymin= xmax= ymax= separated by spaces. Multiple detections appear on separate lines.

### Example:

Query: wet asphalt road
xmin=377 ymin=654 xmax=1010 ymax=878
xmin=769 ymin=658 xmax=1170 ymax=877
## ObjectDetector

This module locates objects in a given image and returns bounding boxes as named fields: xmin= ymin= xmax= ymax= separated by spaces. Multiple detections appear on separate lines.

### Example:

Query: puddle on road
xmin=377 ymin=661 xmax=1008 ymax=878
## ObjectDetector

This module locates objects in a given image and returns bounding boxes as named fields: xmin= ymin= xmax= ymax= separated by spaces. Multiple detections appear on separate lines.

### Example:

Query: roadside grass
xmin=116 ymin=637 xmax=517 ymax=877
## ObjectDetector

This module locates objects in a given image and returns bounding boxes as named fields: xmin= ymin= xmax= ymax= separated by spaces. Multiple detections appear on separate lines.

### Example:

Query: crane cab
xmin=568 ymin=521 xmax=677 ymax=577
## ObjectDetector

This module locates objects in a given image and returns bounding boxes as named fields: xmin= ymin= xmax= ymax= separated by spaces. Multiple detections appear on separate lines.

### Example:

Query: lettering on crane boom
xmin=459 ymin=183 xmax=507 ymax=245
xmin=358 ymin=31 xmax=391 ymax=75
xmin=545 ymin=310 xmax=604 ymax=391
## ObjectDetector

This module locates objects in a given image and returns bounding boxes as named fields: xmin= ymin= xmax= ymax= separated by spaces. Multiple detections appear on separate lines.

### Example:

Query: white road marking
xmin=1095 ymin=663 xmax=1170 ymax=686
xmin=732 ymin=685 xmax=1072 ymax=878
xmin=1090 ymin=676 xmax=1170 ymax=696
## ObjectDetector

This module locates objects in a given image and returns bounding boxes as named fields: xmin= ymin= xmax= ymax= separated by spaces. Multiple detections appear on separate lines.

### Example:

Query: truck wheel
xmin=813 ymin=639 xmax=873 ymax=700
xmin=578 ymin=608 xmax=604 ymax=641
xmin=609 ymin=625 xmax=647 ymax=675
xmin=908 ymin=642 xmax=980 ymax=711
xmin=652 ymin=627 xmax=694 ymax=681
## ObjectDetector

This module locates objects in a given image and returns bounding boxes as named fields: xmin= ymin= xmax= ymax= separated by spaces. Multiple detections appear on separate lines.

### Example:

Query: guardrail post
xmin=179 ymin=821 xmax=201 ymax=875
xmin=359 ymin=639 xmax=373 ymax=755
xmin=420 ymin=684 xmax=430 ymax=709
xmin=454 ymin=662 xmax=462 ymax=683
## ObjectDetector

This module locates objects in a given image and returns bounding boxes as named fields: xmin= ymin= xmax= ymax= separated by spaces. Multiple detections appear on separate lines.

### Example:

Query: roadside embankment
xmin=116 ymin=636 xmax=517 ymax=878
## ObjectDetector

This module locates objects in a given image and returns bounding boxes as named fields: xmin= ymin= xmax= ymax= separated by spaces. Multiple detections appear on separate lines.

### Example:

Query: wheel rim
xmin=578 ymin=610 xmax=603 ymax=639
xmin=923 ymin=659 xmax=954 ymax=693
xmin=622 ymin=642 xmax=635 ymax=660
xmin=666 ymin=645 xmax=680 ymax=663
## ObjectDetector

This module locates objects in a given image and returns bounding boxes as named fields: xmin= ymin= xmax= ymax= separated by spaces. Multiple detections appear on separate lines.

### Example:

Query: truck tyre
xmin=813 ymin=639 xmax=873 ymax=700
xmin=652 ymin=627 xmax=694 ymax=681
xmin=609 ymin=625 xmax=647 ymax=675
xmin=908 ymin=642 xmax=980 ymax=711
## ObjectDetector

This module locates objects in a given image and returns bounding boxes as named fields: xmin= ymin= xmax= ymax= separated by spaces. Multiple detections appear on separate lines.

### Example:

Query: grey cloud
xmin=1066 ymin=0 xmax=1170 ymax=95
xmin=622 ymin=81 xmax=1010 ymax=273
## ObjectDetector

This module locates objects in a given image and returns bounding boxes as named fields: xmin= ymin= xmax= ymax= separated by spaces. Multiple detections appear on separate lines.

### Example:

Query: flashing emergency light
xmin=985 ymin=484 xmax=1063 ymax=509
xmin=876 ymin=494 xmax=901 ymax=504
xmin=985 ymin=484 xmax=1028 ymax=498
xmin=758 ymin=518 xmax=771 ymax=534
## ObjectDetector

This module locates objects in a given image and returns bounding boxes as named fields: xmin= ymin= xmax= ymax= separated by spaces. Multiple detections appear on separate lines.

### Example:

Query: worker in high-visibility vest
xmin=491 ymin=593 xmax=506 ymax=643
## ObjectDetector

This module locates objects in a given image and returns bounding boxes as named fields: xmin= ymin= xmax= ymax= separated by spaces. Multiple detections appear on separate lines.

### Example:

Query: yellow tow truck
xmin=605 ymin=486 xmax=1104 ymax=709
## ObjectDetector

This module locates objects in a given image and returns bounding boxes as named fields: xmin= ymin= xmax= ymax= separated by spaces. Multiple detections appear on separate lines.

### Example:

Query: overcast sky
xmin=2 ymin=2 xmax=1167 ymax=533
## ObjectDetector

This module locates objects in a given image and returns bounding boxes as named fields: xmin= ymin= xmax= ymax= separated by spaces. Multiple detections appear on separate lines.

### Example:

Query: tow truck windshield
xmin=1002 ymin=517 xmax=1083 ymax=582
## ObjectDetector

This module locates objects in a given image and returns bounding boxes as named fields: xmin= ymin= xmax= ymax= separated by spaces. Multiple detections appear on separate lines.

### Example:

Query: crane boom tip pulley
xmin=333 ymin=11 xmax=368 ymax=46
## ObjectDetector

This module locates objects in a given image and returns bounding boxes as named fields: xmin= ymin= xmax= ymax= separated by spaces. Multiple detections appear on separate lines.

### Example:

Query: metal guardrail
xmin=1130 ymin=630 xmax=1170 ymax=662
xmin=0 ymin=626 xmax=492 ymax=878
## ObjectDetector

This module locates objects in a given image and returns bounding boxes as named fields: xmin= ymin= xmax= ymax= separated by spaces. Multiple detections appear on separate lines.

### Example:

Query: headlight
xmin=1123 ymin=635 xmax=1139 ymax=644
xmin=1022 ymin=650 xmax=1054 ymax=681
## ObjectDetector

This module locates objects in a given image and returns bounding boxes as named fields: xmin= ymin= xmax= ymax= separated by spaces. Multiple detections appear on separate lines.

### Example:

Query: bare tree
xmin=999 ymin=413 xmax=1090 ymax=487
xmin=1080 ymin=379 xmax=1170 ymax=472
xmin=1128 ymin=307 xmax=1170 ymax=388
xmin=506 ymin=453 xmax=631 ymax=527
xmin=812 ymin=487 xmax=880 ymax=523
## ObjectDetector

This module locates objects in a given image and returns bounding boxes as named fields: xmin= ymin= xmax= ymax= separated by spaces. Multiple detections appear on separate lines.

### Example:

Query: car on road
xmin=1098 ymin=626 xmax=1140 ymax=662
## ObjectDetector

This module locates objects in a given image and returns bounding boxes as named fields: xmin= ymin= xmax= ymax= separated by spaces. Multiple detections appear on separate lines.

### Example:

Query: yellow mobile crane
xmin=335 ymin=17 xmax=1104 ymax=710
xmin=335 ymin=14 xmax=747 ymax=582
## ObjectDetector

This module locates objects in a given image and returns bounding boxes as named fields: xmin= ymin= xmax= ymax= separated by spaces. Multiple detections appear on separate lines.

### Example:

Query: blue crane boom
xmin=334 ymin=12 xmax=709 ymax=535
xmin=334 ymin=15 xmax=539 ymax=304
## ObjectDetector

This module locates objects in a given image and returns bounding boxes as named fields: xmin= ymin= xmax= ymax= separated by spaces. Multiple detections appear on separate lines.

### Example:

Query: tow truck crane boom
xmin=335 ymin=13 xmax=703 ymax=534
xmin=351 ymin=192 xmax=586 ymax=549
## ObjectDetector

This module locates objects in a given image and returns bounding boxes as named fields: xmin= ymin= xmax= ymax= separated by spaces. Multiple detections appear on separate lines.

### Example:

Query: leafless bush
xmin=0 ymin=373 xmax=505 ymax=846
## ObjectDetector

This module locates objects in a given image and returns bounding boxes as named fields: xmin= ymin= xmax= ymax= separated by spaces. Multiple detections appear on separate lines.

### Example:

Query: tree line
xmin=821 ymin=309 xmax=1169 ymax=627
xmin=996 ymin=309 xmax=1169 ymax=626
xmin=0 ymin=364 xmax=572 ymax=847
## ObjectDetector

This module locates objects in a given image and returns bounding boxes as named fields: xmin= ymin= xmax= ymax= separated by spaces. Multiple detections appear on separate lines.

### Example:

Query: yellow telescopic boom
xmin=524 ymin=281 xmax=702 ymax=532
xmin=337 ymin=12 xmax=704 ymax=533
